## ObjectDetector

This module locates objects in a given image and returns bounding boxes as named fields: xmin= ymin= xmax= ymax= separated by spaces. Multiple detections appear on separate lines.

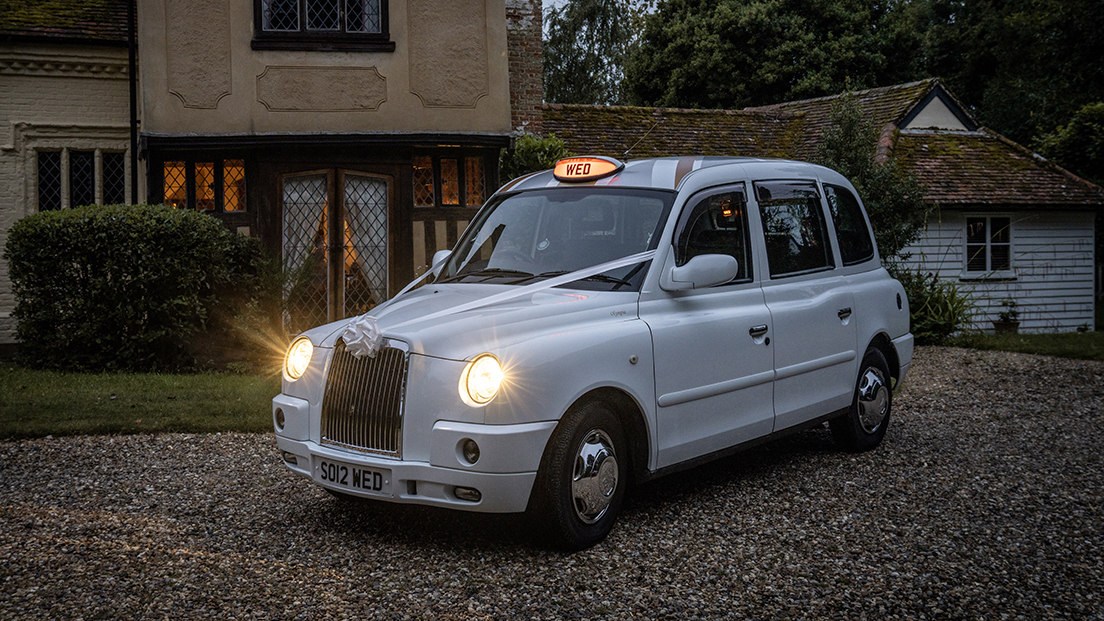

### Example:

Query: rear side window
xmin=755 ymin=181 xmax=834 ymax=277
xmin=674 ymin=188 xmax=752 ymax=283
xmin=824 ymin=184 xmax=875 ymax=265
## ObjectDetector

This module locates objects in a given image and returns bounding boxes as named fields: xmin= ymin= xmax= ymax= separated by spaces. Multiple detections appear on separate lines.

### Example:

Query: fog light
xmin=461 ymin=438 xmax=480 ymax=464
xmin=282 ymin=451 xmax=298 ymax=465
xmin=454 ymin=486 xmax=482 ymax=502
xmin=274 ymin=408 xmax=285 ymax=431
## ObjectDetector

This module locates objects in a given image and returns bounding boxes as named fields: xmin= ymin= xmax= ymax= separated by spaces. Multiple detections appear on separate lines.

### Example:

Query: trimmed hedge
xmin=3 ymin=204 xmax=272 ymax=371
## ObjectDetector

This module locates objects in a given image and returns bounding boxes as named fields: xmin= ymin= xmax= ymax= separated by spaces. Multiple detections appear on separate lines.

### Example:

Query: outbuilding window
xmin=253 ymin=0 xmax=393 ymax=51
xmin=965 ymin=216 xmax=1012 ymax=276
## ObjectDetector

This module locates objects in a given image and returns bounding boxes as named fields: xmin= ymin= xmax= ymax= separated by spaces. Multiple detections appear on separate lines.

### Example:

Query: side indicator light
xmin=553 ymin=155 xmax=625 ymax=183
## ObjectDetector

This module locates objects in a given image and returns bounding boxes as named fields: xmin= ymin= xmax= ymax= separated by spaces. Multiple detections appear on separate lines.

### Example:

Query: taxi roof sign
xmin=553 ymin=155 xmax=624 ymax=183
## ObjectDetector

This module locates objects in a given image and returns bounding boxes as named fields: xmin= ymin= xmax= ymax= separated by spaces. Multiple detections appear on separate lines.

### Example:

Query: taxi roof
xmin=497 ymin=156 xmax=837 ymax=195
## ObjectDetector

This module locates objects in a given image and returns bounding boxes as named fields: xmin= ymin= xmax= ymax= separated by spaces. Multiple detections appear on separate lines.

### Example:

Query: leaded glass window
xmin=37 ymin=151 xmax=62 ymax=211
xmin=412 ymin=155 xmax=489 ymax=209
xmin=441 ymin=159 xmax=460 ymax=206
xmin=70 ymin=151 xmax=95 ymax=208
xmin=466 ymin=158 xmax=485 ymax=206
xmin=162 ymin=159 xmax=248 ymax=212
xmin=413 ymin=156 xmax=435 ymax=208
xmin=255 ymin=0 xmax=389 ymax=51
xmin=103 ymin=152 xmax=127 ymax=205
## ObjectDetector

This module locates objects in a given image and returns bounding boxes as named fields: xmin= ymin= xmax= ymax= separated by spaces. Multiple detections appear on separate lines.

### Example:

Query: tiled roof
xmin=543 ymin=104 xmax=802 ymax=160
xmin=895 ymin=130 xmax=1104 ymax=206
xmin=0 ymin=0 xmax=130 ymax=44
xmin=746 ymin=79 xmax=942 ymax=160
xmin=543 ymin=79 xmax=1104 ymax=208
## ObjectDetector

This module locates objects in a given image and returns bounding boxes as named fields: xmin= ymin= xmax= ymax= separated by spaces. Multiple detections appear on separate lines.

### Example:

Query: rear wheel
xmin=529 ymin=401 xmax=628 ymax=551
xmin=831 ymin=347 xmax=892 ymax=452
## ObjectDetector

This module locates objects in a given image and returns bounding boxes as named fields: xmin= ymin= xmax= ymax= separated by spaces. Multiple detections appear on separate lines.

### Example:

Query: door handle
xmin=749 ymin=324 xmax=768 ymax=338
xmin=838 ymin=307 xmax=852 ymax=320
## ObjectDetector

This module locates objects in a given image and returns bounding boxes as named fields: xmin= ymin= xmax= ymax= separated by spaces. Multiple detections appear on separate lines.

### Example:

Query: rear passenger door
xmin=755 ymin=181 xmax=858 ymax=431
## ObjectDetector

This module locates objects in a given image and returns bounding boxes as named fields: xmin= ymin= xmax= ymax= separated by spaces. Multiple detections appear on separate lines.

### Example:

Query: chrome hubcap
xmin=571 ymin=429 xmax=619 ymax=524
xmin=857 ymin=366 xmax=889 ymax=434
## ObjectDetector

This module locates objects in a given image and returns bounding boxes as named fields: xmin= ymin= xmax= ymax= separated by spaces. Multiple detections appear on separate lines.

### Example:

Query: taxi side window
xmin=824 ymin=184 xmax=875 ymax=265
xmin=755 ymin=181 xmax=834 ymax=278
xmin=675 ymin=189 xmax=752 ymax=282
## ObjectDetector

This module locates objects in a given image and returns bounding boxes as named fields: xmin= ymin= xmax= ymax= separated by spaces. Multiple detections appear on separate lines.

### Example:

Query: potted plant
xmin=992 ymin=298 xmax=1020 ymax=334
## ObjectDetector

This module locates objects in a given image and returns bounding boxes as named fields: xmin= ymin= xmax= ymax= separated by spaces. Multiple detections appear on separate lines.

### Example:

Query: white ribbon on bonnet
xmin=341 ymin=249 xmax=657 ymax=359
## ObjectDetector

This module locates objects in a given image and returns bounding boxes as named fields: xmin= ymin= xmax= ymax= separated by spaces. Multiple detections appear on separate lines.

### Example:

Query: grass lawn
xmin=949 ymin=330 xmax=1104 ymax=361
xmin=0 ymin=366 xmax=280 ymax=439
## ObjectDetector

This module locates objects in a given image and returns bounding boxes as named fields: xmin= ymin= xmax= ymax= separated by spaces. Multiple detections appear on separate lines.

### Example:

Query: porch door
xmin=282 ymin=170 xmax=391 ymax=334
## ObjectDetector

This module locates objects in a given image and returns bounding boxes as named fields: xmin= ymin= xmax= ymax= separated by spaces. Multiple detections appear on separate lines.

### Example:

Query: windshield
xmin=437 ymin=187 xmax=675 ymax=291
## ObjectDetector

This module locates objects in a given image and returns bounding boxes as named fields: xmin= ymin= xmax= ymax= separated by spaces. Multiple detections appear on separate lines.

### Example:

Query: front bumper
xmin=274 ymin=394 xmax=557 ymax=514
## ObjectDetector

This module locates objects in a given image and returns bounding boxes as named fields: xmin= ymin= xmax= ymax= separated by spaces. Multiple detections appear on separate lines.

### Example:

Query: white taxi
xmin=273 ymin=156 xmax=913 ymax=550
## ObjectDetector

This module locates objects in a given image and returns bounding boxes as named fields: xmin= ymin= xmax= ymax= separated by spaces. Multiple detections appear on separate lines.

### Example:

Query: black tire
xmin=528 ymin=401 xmax=628 ymax=551
xmin=831 ymin=347 xmax=892 ymax=452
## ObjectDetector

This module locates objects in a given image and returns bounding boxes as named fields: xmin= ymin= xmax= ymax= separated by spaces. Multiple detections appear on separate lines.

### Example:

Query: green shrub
xmin=499 ymin=134 xmax=574 ymax=183
xmin=892 ymin=267 xmax=977 ymax=345
xmin=3 ymin=204 xmax=273 ymax=371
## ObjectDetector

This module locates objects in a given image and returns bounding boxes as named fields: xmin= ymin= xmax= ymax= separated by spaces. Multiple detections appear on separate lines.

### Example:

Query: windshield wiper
xmin=510 ymin=270 xmax=633 ymax=287
xmin=439 ymin=268 xmax=535 ymax=283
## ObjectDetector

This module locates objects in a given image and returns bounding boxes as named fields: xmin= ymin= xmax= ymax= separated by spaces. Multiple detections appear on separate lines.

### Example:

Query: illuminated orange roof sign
xmin=553 ymin=156 xmax=624 ymax=183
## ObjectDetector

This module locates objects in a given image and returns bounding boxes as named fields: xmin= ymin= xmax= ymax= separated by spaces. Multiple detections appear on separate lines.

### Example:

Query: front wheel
xmin=528 ymin=401 xmax=628 ymax=551
xmin=830 ymin=347 xmax=892 ymax=452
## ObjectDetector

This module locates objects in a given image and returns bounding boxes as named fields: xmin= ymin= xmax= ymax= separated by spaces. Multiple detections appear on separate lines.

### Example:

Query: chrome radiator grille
xmin=320 ymin=340 xmax=407 ymax=457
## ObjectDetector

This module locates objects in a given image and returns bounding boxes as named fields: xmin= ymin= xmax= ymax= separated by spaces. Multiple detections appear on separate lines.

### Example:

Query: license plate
xmin=315 ymin=458 xmax=392 ymax=497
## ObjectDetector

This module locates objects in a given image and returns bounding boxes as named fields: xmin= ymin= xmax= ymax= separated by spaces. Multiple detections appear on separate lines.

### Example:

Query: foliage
xmin=996 ymin=299 xmax=1019 ymax=323
xmin=543 ymin=0 xmax=652 ymax=105
xmin=0 ymin=365 xmax=279 ymax=439
xmin=624 ymin=0 xmax=897 ymax=109
xmin=815 ymin=92 xmax=930 ymax=263
xmin=1037 ymin=102 xmax=1104 ymax=188
xmin=3 ymin=204 xmax=275 ymax=372
xmin=499 ymin=134 xmax=575 ymax=183
xmin=891 ymin=267 xmax=976 ymax=346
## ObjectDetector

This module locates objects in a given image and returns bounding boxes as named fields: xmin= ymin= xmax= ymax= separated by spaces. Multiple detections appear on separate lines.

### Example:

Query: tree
xmin=1038 ymin=102 xmax=1104 ymax=188
xmin=815 ymin=92 xmax=929 ymax=264
xmin=624 ymin=0 xmax=898 ymax=109
xmin=543 ymin=0 xmax=651 ymax=105
xmin=499 ymin=134 xmax=574 ymax=183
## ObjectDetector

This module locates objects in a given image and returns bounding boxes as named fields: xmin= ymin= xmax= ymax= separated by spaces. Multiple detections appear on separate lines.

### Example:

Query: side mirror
xmin=661 ymin=254 xmax=738 ymax=291
xmin=430 ymin=250 xmax=451 ymax=278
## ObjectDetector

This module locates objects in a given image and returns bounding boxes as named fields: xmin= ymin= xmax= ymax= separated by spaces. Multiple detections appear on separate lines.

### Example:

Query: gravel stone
xmin=1 ymin=346 xmax=1102 ymax=619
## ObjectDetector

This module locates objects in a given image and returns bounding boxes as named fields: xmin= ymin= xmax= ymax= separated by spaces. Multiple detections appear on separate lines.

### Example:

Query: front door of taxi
xmin=640 ymin=186 xmax=775 ymax=469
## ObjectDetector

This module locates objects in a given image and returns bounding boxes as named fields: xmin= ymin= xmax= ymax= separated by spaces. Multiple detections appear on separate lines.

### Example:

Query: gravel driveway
xmin=2 ymin=346 xmax=1102 ymax=620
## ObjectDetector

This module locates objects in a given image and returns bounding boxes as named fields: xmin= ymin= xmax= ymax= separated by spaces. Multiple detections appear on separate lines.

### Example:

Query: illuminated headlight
xmin=459 ymin=354 xmax=503 ymax=407
xmin=284 ymin=337 xmax=314 ymax=380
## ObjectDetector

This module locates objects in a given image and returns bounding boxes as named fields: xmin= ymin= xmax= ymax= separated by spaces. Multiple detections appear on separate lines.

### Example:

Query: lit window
xmin=413 ymin=156 xmax=435 ymax=207
xmin=966 ymin=216 xmax=1012 ymax=274
xmin=466 ymin=158 xmax=485 ymax=206
xmin=412 ymin=155 xmax=488 ymax=209
xmin=441 ymin=159 xmax=459 ymax=206
xmin=162 ymin=159 xmax=247 ymax=212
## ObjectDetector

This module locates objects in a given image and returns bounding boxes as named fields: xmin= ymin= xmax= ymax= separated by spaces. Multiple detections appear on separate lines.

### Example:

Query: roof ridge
xmin=542 ymin=102 xmax=802 ymax=118
xmin=744 ymin=78 xmax=940 ymax=112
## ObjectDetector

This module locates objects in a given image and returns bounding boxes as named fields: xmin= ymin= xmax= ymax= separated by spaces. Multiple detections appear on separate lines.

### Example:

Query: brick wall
xmin=0 ymin=43 xmax=132 ymax=344
xmin=505 ymin=0 xmax=543 ymax=135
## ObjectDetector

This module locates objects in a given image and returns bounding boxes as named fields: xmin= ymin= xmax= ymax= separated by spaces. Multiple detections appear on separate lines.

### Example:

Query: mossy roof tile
xmin=0 ymin=0 xmax=129 ymax=43
xmin=544 ymin=79 xmax=1103 ymax=209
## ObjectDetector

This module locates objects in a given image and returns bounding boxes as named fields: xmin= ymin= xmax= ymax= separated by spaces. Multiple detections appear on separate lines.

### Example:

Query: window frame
xmin=251 ymin=0 xmax=394 ymax=52
xmin=157 ymin=157 xmax=248 ymax=214
xmin=753 ymin=180 xmax=836 ymax=279
xmin=412 ymin=153 xmax=489 ymax=210
xmin=962 ymin=214 xmax=1015 ymax=280
xmin=823 ymin=183 xmax=876 ymax=267
xmin=35 ymin=148 xmax=129 ymax=211
xmin=672 ymin=184 xmax=754 ymax=285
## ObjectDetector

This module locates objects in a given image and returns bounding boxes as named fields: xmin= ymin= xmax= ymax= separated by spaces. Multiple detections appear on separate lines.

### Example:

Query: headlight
xmin=459 ymin=354 xmax=503 ymax=406
xmin=284 ymin=337 xmax=314 ymax=380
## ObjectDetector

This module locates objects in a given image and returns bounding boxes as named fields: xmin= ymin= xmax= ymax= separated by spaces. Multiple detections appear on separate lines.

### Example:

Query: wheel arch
xmin=569 ymin=387 xmax=651 ymax=485
xmin=866 ymin=332 xmax=900 ymax=385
